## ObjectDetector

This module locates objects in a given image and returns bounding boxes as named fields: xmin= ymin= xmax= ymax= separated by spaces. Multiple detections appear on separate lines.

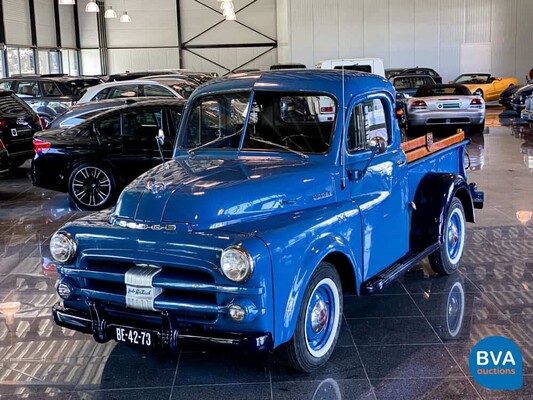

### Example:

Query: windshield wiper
xmin=248 ymin=136 xmax=309 ymax=159
xmin=187 ymin=129 xmax=242 ymax=156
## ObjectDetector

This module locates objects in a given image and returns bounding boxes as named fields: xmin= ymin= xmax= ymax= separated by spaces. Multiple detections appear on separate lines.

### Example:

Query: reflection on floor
xmin=0 ymin=107 xmax=531 ymax=399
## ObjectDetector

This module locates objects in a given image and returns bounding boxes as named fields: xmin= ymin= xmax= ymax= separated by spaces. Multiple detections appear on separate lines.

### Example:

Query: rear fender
xmin=411 ymin=173 xmax=474 ymax=248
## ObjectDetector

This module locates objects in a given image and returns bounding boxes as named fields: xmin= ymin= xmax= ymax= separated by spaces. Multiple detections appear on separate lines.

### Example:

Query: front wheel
xmin=429 ymin=197 xmax=466 ymax=275
xmin=473 ymin=89 xmax=484 ymax=99
xmin=278 ymin=262 xmax=343 ymax=372
xmin=68 ymin=163 xmax=116 ymax=210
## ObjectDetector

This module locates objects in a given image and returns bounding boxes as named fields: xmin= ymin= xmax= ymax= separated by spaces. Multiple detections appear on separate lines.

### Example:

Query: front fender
xmin=411 ymin=173 xmax=474 ymax=248
xmin=275 ymin=234 xmax=360 ymax=345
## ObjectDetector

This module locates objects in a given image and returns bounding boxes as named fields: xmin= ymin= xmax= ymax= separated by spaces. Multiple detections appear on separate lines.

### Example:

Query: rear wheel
xmin=429 ymin=198 xmax=466 ymax=275
xmin=68 ymin=163 xmax=116 ymax=210
xmin=278 ymin=262 xmax=343 ymax=372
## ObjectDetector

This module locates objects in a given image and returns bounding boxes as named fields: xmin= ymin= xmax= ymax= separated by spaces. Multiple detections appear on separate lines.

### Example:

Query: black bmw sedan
xmin=32 ymin=99 xmax=185 ymax=210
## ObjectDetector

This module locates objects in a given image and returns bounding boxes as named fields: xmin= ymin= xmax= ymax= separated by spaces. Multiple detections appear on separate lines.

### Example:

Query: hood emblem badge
xmin=146 ymin=180 xmax=167 ymax=194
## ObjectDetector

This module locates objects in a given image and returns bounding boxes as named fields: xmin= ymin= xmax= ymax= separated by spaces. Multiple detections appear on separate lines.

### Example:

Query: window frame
xmin=346 ymin=94 xmax=393 ymax=155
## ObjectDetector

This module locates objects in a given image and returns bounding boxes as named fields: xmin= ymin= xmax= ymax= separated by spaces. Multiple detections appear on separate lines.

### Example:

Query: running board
xmin=360 ymin=243 xmax=441 ymax=295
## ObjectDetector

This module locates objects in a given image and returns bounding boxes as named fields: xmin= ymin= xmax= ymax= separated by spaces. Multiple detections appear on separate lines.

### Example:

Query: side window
xmin=16 ymin=81 xmax=41 ymax=97
xmin=94 ymin=88 xmax=110 ymax=101
xmin=187 ymin=98 xmax=221 ymax=147
xmin=95 ymin=115 xmax=121 ymax=137
xmin=41 ymin=82 xmax=62 ymax=96
xmin=347 ymin=98 xmax=389 ymax=153
xmin=143 ymin=85 xmax=175 ymax=97
xmin=0 ymin=81 xmax=12 ymax=90
xmin=107 ymin=85 xmax=139 ymax=99
xmin=122 ymin=109 xmax=162 ymax=138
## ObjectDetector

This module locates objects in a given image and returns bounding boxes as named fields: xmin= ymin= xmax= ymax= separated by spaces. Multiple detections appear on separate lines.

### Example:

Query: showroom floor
xmin=0 ymin=107 xmax=531 ymax=400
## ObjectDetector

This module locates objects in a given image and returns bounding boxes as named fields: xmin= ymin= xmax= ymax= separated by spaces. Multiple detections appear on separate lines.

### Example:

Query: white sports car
xmin=406 ymin=84 xmax=486 ymax=134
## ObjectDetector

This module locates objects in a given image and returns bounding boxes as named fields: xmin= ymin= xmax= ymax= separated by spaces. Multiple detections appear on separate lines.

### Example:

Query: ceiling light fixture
xmin=85 ymin=1 xmax=99 ymax=12
xmin=104 ymin=6 xmax=117 ymax=18
xmin=120 ymin=11 xmax=132 ymax=22
xmin=221 ymin=1 xmax=234 ymax=10
xmin=58 ymin=0 xmax=76 ymax=5
xmin=225 ymin=11 xmax=237 ymax=21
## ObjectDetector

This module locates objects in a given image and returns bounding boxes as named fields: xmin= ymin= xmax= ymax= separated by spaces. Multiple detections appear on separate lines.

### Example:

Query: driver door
xmin=346 ymin=96 xmax=410 ymax=281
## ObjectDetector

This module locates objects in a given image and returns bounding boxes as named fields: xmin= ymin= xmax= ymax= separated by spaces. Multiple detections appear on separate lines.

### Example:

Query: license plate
xmin=112 ymin=326 xmax=156 ymax=348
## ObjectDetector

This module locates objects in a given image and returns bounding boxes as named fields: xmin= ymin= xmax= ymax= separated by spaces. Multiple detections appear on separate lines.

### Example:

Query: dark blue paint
xmin=51 ymin=70 xmax=482 ymax=351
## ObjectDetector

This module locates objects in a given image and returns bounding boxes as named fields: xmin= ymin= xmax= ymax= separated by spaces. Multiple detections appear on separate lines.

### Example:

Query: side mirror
xmin=369 ymin=136 xmax=387 ymax=155
xmin=156 ymin=129 xmax=165 ymax=146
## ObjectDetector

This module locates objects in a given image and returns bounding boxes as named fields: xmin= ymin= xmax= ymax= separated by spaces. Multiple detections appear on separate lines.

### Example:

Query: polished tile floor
xmin=0 ymin=107 xmax=531 ymax=399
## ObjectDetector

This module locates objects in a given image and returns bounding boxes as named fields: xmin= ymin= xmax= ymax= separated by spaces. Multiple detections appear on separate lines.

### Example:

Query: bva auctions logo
xmin=469 ymin=336 xmax=523 ymax=390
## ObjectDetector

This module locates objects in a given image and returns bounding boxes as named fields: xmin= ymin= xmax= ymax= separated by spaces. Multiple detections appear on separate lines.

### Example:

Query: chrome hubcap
xmin=448 ymin=222 xmax=459 ymax=247
xmin=311 ymin=299 xmax=328 ymax=333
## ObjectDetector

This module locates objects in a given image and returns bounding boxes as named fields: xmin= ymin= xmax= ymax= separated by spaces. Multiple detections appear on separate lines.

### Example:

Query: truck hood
xmin=113 ymin=155 xmax=337 ymax=231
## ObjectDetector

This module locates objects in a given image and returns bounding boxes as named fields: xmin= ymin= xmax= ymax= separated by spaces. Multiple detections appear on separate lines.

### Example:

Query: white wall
xmin=77 ymin=0 xmax=181 ymax=74
xmin=75 ymin=0 xmax=278 ymax=75
xmin=277 ymin=0 xmax=533 ymax=83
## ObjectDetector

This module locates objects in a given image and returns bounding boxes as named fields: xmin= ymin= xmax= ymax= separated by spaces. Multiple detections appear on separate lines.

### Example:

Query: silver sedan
xmin=406 ymin=84 xmax=486 ymax=134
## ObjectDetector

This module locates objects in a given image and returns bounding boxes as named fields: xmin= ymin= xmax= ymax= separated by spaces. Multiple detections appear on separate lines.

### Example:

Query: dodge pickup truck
xmin=50 ymin=70 xmax=484 ymax=372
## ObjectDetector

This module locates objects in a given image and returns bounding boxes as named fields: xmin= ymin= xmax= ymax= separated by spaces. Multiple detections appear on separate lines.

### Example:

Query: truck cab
xmin=50 ymin=70 xmax=483 ymax=372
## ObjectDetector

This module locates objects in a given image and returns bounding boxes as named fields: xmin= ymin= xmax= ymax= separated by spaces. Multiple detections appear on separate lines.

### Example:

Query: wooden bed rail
xmin=401 ymin=129 xmax=466 ymax=163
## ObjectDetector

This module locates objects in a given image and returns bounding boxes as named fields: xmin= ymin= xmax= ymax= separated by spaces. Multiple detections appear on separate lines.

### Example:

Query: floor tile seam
xmin=168 ymin=351 xmax=182 ymax=400
xmin=169 ymin=381 xmax=272 ymax=388
xmin=402 ymin=280 xmax=484 ymax=399
xmin=343 ymin=315 xmax=378 ymax=400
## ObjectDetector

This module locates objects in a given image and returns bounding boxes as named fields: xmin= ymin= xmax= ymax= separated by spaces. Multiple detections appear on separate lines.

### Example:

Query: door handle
xmin=397 ymin=159 xmax=405 ymax=166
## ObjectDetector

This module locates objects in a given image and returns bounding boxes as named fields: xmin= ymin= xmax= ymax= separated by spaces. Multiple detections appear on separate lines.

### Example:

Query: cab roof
xmin=193 ymin=69 xmax=394 ymax=103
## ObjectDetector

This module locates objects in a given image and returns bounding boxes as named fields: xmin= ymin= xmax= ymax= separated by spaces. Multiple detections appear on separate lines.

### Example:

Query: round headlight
xmin=50 ymin=232 xmax=76 ymax=263
xmin=220 ymin=246 xmax=254 ymax=282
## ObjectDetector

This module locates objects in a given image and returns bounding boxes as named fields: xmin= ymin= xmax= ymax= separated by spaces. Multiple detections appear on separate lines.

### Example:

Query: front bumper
xmin=52 ymin=302 xmax=273 ymax=352
xmin=408 ymin=110 xmax=484 ymax=126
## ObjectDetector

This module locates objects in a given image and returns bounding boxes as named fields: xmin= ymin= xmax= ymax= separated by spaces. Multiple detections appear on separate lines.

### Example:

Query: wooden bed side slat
xmin=403 ymin=131 xmax=465 ymax=163
xmin=401 ymin=136 xmax=426 ymax=152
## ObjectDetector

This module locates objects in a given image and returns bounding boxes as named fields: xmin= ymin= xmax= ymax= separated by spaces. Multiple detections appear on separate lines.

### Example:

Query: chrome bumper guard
xmin=52 ymin=302 xmax=272 ymax=352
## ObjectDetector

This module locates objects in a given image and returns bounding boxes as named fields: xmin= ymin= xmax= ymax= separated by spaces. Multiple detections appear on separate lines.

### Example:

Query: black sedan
xmin=386 ymin=67 xmax=442 ymax=84
xmin=32 ymin=99 xmax=185 ymax=210
xmin=510 ymin=83 xmax=533 ymax=112
xmin=499 ymin=84 xmax=525 ymax=110
xmin=0 ymin=139 xmax=8 ymax=176
xmin=0 ymin=90 xmax=43 ymax=171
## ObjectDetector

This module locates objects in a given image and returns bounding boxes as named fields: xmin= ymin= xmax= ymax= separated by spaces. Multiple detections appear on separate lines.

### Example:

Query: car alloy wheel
xmin=71 ymin=166 xmax=112 ymax=208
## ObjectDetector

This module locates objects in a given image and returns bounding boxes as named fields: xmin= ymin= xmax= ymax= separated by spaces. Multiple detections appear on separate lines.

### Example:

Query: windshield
xmin=181 ymin=91 xmax=336 ymax=155
xmin=454 ymin=74 xmax=490 ymax=84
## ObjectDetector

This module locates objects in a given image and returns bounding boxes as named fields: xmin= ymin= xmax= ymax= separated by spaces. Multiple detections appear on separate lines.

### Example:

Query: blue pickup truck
xmin=50 ymin=70 xmax=483 ymax=372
